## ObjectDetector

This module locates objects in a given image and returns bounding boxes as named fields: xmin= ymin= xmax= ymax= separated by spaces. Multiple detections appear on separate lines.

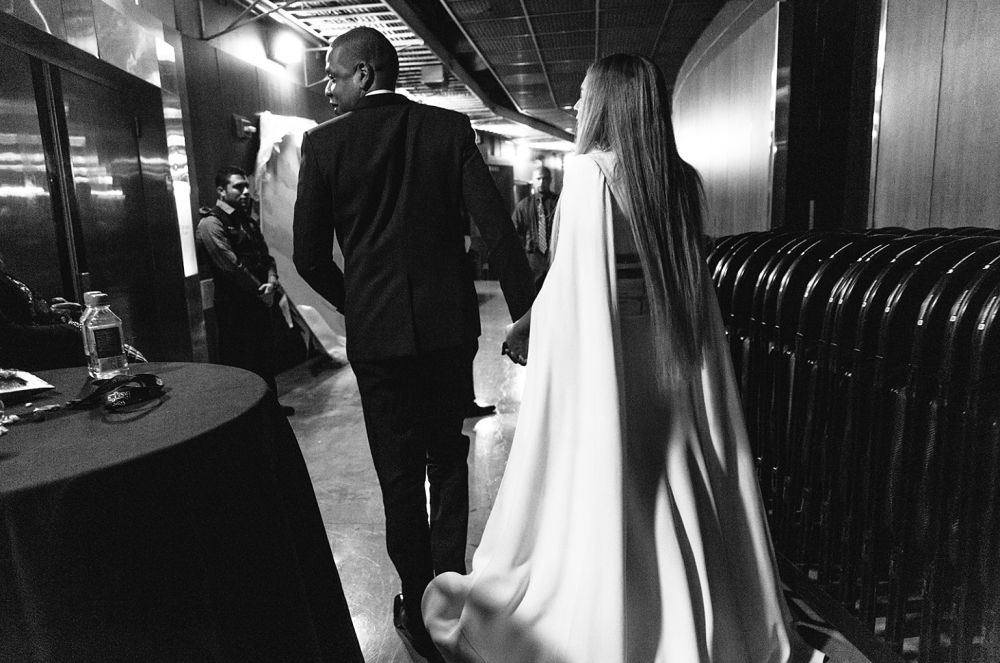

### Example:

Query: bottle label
xmin=92 ymin=327 xmax=123 ymax=359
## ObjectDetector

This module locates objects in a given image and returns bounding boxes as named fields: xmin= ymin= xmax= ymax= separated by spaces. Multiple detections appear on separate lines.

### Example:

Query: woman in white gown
xmin=422 ymin=54 xmax=823 ymax=663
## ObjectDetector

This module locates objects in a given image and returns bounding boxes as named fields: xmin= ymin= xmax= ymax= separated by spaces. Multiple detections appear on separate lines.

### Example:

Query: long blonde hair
xmin=575 ymin=53 xmax=707 ymax=377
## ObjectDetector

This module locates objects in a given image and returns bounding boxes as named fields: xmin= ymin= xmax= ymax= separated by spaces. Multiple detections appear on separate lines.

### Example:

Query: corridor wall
xmin=0 ymin=0 xmax=334 ymax=362
xmin=0 ymin=0 xmax=206 ymax=361
xmin=674 ymin=0 xmax=1000 ymax=234
xmin=871 ymin=0 xmax=1000 ymax=229
xmin=671 ymin=0 xmax=782 ymax=238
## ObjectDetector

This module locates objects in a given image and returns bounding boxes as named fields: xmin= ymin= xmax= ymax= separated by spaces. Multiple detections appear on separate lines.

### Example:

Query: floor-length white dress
xmin=423 ymin=152 xmax=822 ymax=663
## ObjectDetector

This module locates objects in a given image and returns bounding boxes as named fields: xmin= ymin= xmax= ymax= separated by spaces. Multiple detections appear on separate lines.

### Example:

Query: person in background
xmin=0 ymin=255 xmax=84 ymax=371
xmin=293 ymin=27 xmax=534 ymax=663
xmin=197 ymin=166 xmax=294 ymax=416
xmin=511 ymin=165 xmax=558 ymax=290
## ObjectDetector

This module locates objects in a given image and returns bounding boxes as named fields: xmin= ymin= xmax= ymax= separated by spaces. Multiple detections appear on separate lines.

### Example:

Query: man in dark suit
xmin=512 ymin=165 xmax=559 ymax=290
xmin=292 ymin=27 xmax=534 ymax=661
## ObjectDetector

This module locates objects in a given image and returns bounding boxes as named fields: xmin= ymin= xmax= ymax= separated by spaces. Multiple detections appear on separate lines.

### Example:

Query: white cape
xmin=423 ymin=153 xmax=820 ymax=663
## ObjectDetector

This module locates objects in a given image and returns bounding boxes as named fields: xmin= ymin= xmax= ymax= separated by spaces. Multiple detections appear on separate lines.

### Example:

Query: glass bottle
xmin=85 ymin=294 xmax=128 ymax=379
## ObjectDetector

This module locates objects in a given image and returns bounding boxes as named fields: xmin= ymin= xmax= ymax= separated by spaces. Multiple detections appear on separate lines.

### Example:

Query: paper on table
xmin=0 ymin=370 xmax=55 ymax=401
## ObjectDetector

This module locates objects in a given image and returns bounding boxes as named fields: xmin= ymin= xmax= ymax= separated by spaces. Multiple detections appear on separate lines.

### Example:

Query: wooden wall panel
xmin=736 ymin=13 xmax=778 ymax=232
xmin=672 ymin=1 xmax=778 ymax=238
xmin=307 ymin=90 xmax=336 ymax=126
xmin=873 ymin=0 xmax=1000 ymax=230
xmin=184 ymin=34 xmax=334 ymax=213
xmin=216 ymin=49 xmax=262 ymax=172
xmin=930 ymin=0 xmax=1000 ymax=227
xmin=872 ymin=2 xmax=945 ymax=229
xmin=258 ymin=70 xmax=297 ymax=117
xmin=180 ymin=36 xmax=225 ymax=219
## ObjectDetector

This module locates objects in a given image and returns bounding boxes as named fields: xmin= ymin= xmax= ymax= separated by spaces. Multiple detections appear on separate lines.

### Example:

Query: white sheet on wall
xmin=254 ymin=111 xmax=348 ymax=364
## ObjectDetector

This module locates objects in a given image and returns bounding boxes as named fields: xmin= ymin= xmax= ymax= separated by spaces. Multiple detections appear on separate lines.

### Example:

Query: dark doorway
xmin=783 ymin=0 xmax=882 ymax=231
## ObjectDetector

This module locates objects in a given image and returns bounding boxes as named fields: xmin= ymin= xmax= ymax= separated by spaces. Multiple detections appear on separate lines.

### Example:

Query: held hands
xmin=503 ymin=321 xmax=529 ymax=366
xmin=258 ymin=281 xmax=276 ymax=308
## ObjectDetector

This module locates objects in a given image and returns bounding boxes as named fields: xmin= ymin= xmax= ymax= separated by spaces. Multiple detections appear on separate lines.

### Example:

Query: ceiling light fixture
xmin=268 ymin=30 xmax=304 ymax=65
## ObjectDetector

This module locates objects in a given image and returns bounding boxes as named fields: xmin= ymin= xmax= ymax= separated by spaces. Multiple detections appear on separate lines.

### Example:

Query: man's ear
xmin=359 ymin=62 xmax=374 ymax=91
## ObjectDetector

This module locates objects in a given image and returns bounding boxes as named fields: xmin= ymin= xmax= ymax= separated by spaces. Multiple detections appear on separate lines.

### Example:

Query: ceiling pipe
xmin=649 ymin=0 xmax=677 ymax=60
xmin=202 ymin=0 xmax=328 ymax=47
xmin=517 ymin=0 xmax=559 ymax=110
xmin=594 ymin=0 xmax=600 ymax=62
xmin=490 ymin=105 xmax=575 ymax=143
xmin=381 ymin=0 xmax=574 ymax=142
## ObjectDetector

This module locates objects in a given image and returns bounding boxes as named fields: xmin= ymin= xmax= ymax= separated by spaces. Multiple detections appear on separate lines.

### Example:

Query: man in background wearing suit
xmin=292 ymin=27 xmax=534 ymax=661
xmin=511 ymin=165 xmax=558 ymax=290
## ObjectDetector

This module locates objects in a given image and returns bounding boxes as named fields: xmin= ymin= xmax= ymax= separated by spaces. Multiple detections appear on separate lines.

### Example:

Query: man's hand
xmin=49 ymin=297 xmax=82 ymax=322
xmin=258 ymin=282 xmax=276 ymax=308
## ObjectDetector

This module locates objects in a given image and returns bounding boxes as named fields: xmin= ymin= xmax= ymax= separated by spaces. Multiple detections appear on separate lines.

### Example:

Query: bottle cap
xmin=93 ymin=293 xmax=110 ymax=306
xmin=83 ymin=291 xmax=104 ymax=306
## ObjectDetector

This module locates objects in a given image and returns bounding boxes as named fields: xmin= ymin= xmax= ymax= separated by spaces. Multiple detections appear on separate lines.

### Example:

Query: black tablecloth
xmin=0 ymin=362 xmax=363 ymax=662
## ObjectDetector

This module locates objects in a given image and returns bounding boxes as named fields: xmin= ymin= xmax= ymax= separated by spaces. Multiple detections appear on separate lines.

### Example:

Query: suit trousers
xmin=462 ymin=338 xmax=479 ymax=404
xmin=352 ymin=342 xmax=472 ymax=625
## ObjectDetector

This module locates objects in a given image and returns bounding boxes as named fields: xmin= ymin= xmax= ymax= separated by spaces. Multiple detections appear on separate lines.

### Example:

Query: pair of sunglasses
xmin=68 ymin=373 xmax=165 ymax=410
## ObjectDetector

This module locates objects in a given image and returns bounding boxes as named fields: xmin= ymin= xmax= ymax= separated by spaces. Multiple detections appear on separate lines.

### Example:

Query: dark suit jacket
xmin=293 ymin=93 xmax=534 ymax=361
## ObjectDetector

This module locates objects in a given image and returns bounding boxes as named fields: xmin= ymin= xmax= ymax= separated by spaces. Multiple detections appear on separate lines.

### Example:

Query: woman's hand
xmin=503 ymin=310 xmax=531 ymax=365
xmin=503 ymin=325 xmax=528 ymax=365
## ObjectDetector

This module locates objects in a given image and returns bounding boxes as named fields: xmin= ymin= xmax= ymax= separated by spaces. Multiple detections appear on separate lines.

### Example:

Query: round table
xmin=0 ymin=362 xmax=363 ymax=662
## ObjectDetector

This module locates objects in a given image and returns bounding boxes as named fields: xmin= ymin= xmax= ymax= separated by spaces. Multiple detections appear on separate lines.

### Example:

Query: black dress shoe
xmin=279 ymin=404 xmax=295 ymax=416
xmin=464 ymin=402 xmax=496 ymax=418
xmin=393 ymin=593 xmax=405 ymax=629
xmin=393 ymin=593 xmax=445 ymax=662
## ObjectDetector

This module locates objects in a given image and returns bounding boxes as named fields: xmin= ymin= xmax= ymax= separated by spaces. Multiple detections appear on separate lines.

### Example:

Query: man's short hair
xmin=533 ymin=166 xmax=552 ymax=178
xmin=332 ymin=27 xmax=399 ymax=87
xmin=215 ymin=166 xmax=247 ymax=189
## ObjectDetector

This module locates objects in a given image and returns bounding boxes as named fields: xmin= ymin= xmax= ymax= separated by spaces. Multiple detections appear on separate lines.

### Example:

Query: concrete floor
xmin=277 ymin=281 xmax=871 ymax=663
